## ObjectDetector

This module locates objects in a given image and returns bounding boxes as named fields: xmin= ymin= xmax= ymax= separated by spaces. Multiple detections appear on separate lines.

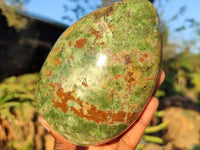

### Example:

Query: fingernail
xmin=38 ymin=116 xmax=50 ymax=132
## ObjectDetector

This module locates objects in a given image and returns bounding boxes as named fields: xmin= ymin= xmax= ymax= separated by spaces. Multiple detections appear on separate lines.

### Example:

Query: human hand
xmin=38 ymin=69 xmax=165 ymax=150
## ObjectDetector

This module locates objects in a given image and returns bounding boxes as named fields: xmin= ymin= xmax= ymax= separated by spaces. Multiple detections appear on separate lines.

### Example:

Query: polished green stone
xmin=35 ymin=0 xmax=162 ymax=146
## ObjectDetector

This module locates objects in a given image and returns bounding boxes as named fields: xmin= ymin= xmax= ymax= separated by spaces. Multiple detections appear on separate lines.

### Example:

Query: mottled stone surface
xmin=35 ymin=0 xmax=162 ymax=146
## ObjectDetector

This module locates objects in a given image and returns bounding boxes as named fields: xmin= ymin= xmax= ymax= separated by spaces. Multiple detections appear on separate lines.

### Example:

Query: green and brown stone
xmin=35 ymin=0 xmax=162 ymax=146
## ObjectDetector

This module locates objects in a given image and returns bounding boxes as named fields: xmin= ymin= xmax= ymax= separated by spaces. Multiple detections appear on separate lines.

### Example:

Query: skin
xmin=38 ymin=69 xmax=165 ymax=150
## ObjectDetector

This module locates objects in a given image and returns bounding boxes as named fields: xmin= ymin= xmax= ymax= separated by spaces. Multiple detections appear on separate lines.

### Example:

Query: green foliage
xmin=160 ymin=49 xmax=200 ymax=102
xmin=190 ymin=72 xmax=200 ymax=92
xmin=145 ymin=121 xmax=169 ymax=134
xmin=0 ymin=0 xmax=28 ymax=30
xmin=0 ymin=74 xmax=38 ymax=149
xmin=143 ymin=135 xmax=163 ymax=144
xmin=190 ymin=145 xmax=200 ymax=150
xmin=136 ymin=110 xmax=168 ymax=149
xmin=0 ymin=74 xmax=37 ymax=120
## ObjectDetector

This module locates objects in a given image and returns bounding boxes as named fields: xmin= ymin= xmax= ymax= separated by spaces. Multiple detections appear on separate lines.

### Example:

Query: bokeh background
xmin=0 ymin=0 xmax=200 ymax=149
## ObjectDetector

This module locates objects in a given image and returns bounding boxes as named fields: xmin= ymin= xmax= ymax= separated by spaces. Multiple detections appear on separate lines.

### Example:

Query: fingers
xmin=117 ymin=97 xmax=159 ymax=150
xmin=38 ymin=116 xmax=62 ymax=142
xmin=38 ymin=116 xmax=76 ymax=150
xmin=37 ymin=70 xmax=165 ymax=150
xmin=38 ymin=115 xmax=50 ymax=132
xmin=152 ymin=69 xmax=165 ymax=96
xmin=117 ymin=70 xmax=164 ymax=150
xmin=157 ymin=69 xmax=165 ymax=88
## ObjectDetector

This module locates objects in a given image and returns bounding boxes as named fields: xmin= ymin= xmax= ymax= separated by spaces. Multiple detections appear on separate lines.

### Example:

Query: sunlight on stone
xmin=97 ymin=54 xmax=106 ymax=67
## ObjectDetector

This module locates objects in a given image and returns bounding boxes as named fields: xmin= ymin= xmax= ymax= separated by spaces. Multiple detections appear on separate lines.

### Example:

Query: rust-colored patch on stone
xmin=53 ymin=57 xmax=62 ymax=66
xmin=98 ymin=42 xmax=105 ymax=46
xmin=114 ymin=74 xmax=123 ymax=80
xmin=52 ymin=97 xmax=68 ymax=113
xmin=134 ymin=50 xmax=155 ymax=63
xmin=51 ymin=83 xmax=110 ymax=123
xmin=53 ymin=84 xmax=75 ymax=113
xmin=109 ymin=110 xmax=138 ymax=125
xmin=90 ymin=28 xmax=106 ymax=45
xmin=124 ymin=54 xmax=132 ymax=65
xmin=91 ymin=28 xmax=103 ymax=39
xmin=49 ymin=82 xmax=56 ymax=89
xmin=107 ymin=23 xmax=117 ymax=31
xmin=110 ymin=74 xmax=124 ymax=82
xmin=94 ymin=6 xmax=114 ymax=19
xmin=111 ymin=51 xmax=142 ymax=92
xmin=43 ymin=83 xmax=47 ymax=87
xmin=51 ymin=83 xmax=136 ymax=125
xmin=71 ymin=98 xmax=111 ymax=124
xmin=49 ymin=82 xmax=56 ymax=92
xmin=106 ymin=92 xmax=111 ymax=103
xmin=69 ymin=55 xmax=73 ymax=59
xmin=74 ymin=38 xmax=87 ymax=48
xmin=67 ymin=60 xmax=71 ymax=65
xmin=81 ymin=78 xmax=89 ymax=87
xmin=114 ymin=92 xmax=121 ymax=99
xmin=125 ymin=65 xmax=143 ymax=93
xmin=126 ymin=112 xmax=138 ymax=125
xmin=43 ymin=69 xmax=52 ymax=77
xmin=110 ymin=111 xmax=126 ymax=124
xmin=112 ymin=51 xmax=133 ymax=65
xmin=55 ymin=47 xmax=60 ymax=53
xmin=68 ymin=41 xmax=72 ymax=47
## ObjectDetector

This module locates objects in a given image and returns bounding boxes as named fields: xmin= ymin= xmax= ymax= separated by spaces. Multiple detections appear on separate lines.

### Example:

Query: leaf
xmin=175 ymin=26 xmax=186 ymax=32
xmin=4 ymin=76 xmax=17 ymax=84
xmin=0 ymin=95 xmax=15 ymax=105
xmin=155 ymin=89 xmax=165 ymax=97
xmin=185 ymin=18 xmax=195 ymax=24
xmin=0 ymin=101 xmax=21 ymax=110
xmin=0 ymin=109 xmax=15 ymax=122
xmin=13 ymin=93 xmax=34 ymax=101
xmin=190 ymin=72 xmax=200 ymax=92
xmin=179 ymin=6 xmax=186 ymax=15
xmin=145 ymin=122 xmax=169 ymax=134
xmin=197 ymin=29 xmax=200 ymax=36
xmin=143 ymin=135 xmax=164 ymax=144
xmin=62 ymin=16 xmax=74 ymax=22
xmin=170 ymin=15 xmax=178 ymax=21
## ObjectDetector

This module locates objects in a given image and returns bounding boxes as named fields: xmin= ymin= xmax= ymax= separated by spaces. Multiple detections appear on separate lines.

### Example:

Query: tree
xmin=0 ymin=0 xmax=29 ymax=30
xmin=62 ymin=0 xmax=102 ymax=25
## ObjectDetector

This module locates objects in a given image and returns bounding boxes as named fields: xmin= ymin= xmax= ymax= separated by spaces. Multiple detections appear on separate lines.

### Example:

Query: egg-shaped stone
xmin=35 ymin=0 xmax=162 ymax=146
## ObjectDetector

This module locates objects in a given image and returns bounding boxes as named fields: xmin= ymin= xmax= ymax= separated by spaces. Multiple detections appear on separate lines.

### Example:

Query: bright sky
xmin=154 ymin=0 xmax=200 ymax=53
xmin=24 ymin=0 xmax=200 ymax=53
xmin=25 ymin=0 xmax=102 ymax=26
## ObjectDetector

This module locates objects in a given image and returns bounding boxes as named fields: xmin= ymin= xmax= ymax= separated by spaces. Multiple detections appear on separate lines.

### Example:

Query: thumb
xmin=38 ymin=116 xmax=76 ymax=149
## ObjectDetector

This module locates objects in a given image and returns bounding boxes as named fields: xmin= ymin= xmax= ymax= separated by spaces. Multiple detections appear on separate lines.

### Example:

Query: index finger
xmin=152 ymin=69 xmax=165 ymax=96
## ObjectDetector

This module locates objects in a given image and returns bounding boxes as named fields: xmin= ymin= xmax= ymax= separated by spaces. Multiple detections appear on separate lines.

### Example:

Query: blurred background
xmin=0 ymin=0 xmax=199 ymax=149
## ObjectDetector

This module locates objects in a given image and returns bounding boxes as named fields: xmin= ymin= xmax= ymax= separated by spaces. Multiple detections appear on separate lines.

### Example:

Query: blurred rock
xmin=160 ymin=96 xmax=200 ymax=111
xmin=45 ymin=134 xmax=54 ymax=150
xmin=163 ymin=107 xmax=200 ymax=149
